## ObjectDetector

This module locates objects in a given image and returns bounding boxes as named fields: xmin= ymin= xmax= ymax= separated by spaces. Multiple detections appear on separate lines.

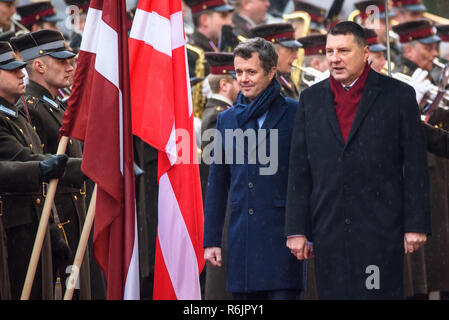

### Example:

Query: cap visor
xmin=0 ymin=60 xmax=27 ymax=70
xmin=280 ymin=39 xmax=303 ymax=48
xmin=369 ymin=43 xmax=387 ymax=52
xmin=42 ymin=16 xmax=63 ymax=23
xmin=419 ymin=35 xmax=441 ymax=44
xmin=213 ymin=4 xmax=235 ymax=12
xmin=379 ymin=11 xmax=396 ymax=20
xmin=405 ymin=4 xmax=427 ymax=12
xmin=49 ymin=50 xmax=76 ymax=59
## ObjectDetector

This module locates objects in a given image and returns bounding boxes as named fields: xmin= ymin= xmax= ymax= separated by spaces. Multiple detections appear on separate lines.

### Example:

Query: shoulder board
xmin=17 ymin=95 xmax=38 ymax=110
xmin=41 ymin=95 xmax=60 ymax=110
xmin=0 ymin=104 xmax=18 ymax=118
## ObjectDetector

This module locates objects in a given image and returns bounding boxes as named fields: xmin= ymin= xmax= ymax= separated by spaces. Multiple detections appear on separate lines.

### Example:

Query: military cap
xmin=184 ymin=0 xmax=234 ymax=15
xmin=0 ymin=0 xmax=15 ymax=2
xmin=354 ymin=0 xmax=395 ymax=21
xmin=436 ymin=24 xmax=449 ymax=42
xmin=0 ymin=41 xmax=26 ymax=70
xmin=364 ymin=28 xmax=386 ymax=52
xmin=205 ymin=52 xmax=235 ymax=77
xmin=391 ymin=0 xmax=427 ymax=12
xmin=250 ymin=23 xmax=302 ymax=48
xmin=392 ymin=19 xmax=440 ymax=44
xmin=293 ymin=1 xmax=326 ymax=29
xmin=64 ymin=0 xmax=90 ymax=14
xmin=10 ymin=29 xmax=75 ymax=62
xmin=297 ymin=34 xmax=326 ymax=56
xmin=16 ymin=1 xmax=62 ymax=30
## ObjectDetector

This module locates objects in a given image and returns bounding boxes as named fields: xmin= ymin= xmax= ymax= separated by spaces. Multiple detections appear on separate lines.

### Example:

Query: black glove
xmin=39 ymin=154 xmax=68 ymax=182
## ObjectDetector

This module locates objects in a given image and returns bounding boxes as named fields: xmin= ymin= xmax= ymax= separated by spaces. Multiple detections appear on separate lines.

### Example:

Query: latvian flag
xmin=60 ymin=0 xmax=140 ymax=300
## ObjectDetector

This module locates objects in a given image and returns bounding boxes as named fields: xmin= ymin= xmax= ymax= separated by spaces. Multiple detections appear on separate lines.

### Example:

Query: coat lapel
xmin=322 ymin=80 xmax=345 ymax=146
xmin=345 ymin=70 xmax=381 ymax=148
xmin=260 ymin=97 xmax=287 ymax=131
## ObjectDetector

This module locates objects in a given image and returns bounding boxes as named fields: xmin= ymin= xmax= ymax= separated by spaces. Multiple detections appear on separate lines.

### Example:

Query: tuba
xmin=283 ymin=11 xmax=311 ymax=89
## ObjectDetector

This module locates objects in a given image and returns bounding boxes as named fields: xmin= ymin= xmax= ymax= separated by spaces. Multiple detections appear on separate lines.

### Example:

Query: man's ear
xmin=199 ymin=12 xmax=208 ymax=28
xmin=219 ymin=78 xmax=228 ymax=92
xmin=404 ymin=44 xmax=413 ymax=60
xmin=363 ymin=45 xmax=370 ymax=62
xmin=33 ymin=58 xmax=45 ymax=74
xmin=311 ymin=57 xmax=320 ymax=70
xmin=268 ymin=66 xmax=277 ymax=80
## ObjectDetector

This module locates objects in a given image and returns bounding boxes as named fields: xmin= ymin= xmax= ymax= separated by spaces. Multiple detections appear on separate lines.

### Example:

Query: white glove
xmin=201 ymin=78 xmax=212 ymax=99
xmin=410 ymin=68 xmax=433 ymax=104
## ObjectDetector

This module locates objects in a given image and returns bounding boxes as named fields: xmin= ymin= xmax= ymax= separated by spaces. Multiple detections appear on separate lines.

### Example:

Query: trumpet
xmin=390 ymin=71 xmax=449 ymax=110
xmin=11 ymin=19 xmax=30 ymax=36
xmin=292 ymin=62 xmax=327 ymax=87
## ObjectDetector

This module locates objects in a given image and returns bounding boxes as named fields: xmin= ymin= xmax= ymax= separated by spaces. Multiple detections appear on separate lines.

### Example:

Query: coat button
xmin=248 ymin=182 xmax=254 ymax=189
xmin=248 ymin=208 xmax=254 ymax=215
xmin=36 ymin=198 xmax=41 ymax=204
xmin=343 ymin=184 xmax=349 ymax=191
xmin=345 ymin=218 xmax=351 ymax=225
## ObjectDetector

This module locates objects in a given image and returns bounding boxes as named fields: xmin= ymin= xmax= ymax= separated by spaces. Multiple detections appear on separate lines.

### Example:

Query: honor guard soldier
xmin=0 ymin=0 xmax=17 ymax=33
xmin=436 ymin=24 xmax=449 ymax=61
xmin=363 ymin=28 xmax=387 ymax=73
xmin=291 ymin=1 xmax=326 ymax=36
xmin=0 ymin=41 xmax=86 ymax=299
xmin=64 ymin=0 xmax=90 ymax=51
xmin=392 ymin=19 xmax=440 ymax=87
xmin=295 ymin=34 xmax=328 ymax=91
xmin=184 ymin=0 xmax=234 ymax=119
xmin=11 ymin=30 xmax=92 ymax=299
xmin=16 ymin=1 xmax=62 ymax=32
xmin=201 ymin=52 xmax=238 ymax=300
xmin=393 ymin=18 xmax=449 ymax=300
xmin=354 ymin=0 xmax=397 ymax=59
xmin=231 ymin=0 xmax=270 ymax=39
xmin=392 ymin=0 xmax=427 ymax=24
xmin=250 ymin=23 xmax=302 ymax=100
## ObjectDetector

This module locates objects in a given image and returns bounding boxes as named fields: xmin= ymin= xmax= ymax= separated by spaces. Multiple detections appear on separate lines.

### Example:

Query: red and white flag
xmin=129 ymin=0 xmax=204 ymax=299
xmin=60 ymin=0 xmax=139 ymax=300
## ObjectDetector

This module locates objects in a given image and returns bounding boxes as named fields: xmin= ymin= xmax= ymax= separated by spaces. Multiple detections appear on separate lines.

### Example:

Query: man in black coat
xmin=285 ymin=21 xmax=430 ymax=299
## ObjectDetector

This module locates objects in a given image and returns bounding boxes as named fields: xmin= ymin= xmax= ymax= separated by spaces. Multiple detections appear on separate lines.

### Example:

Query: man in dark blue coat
xmin=285 ymin=21 xmax=431 ymax=300
xmin=203 ymin=37 xmax=304 ymax=300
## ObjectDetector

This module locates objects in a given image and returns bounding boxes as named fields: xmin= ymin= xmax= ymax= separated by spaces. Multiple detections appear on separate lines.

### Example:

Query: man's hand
xmin=286 ymin=236 xmax=312 ymax=260
xmin=204 ymin=247 xmax=222 ymax=267
xmin=404 ymin=232 xmax=427 ymax=254
xmin=39 ymin=154 xmax=68 ymax=182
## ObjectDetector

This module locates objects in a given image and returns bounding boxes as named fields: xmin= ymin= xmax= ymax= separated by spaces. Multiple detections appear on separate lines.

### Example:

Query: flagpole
xmin=385 ymin=0 xmax=392 ymax=77
xmin=63 ymin=184 xmax=97 ymax=300
xmin=21 ymin=136 xmax=69 ymax=300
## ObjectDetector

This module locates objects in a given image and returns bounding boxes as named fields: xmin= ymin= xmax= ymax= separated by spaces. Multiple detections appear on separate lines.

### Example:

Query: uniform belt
xmin=42 ymin=181 xmax=86 ymax=197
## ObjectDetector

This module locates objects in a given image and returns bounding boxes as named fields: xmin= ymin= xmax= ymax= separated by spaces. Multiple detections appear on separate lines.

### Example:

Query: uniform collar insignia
xmin=0 ymin=104 xmax=18 ymax=118
xmin=42 ymin=95 xmax=59 ymax=109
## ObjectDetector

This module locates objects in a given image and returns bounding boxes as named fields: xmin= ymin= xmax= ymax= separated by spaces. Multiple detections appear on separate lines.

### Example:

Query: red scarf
xmin=329 ymin=62 xmax=371 ymax=142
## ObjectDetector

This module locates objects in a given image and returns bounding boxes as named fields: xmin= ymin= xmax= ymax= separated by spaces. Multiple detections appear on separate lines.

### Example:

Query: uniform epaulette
xmin=16 ymin=95 xmax=38 ymax=112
